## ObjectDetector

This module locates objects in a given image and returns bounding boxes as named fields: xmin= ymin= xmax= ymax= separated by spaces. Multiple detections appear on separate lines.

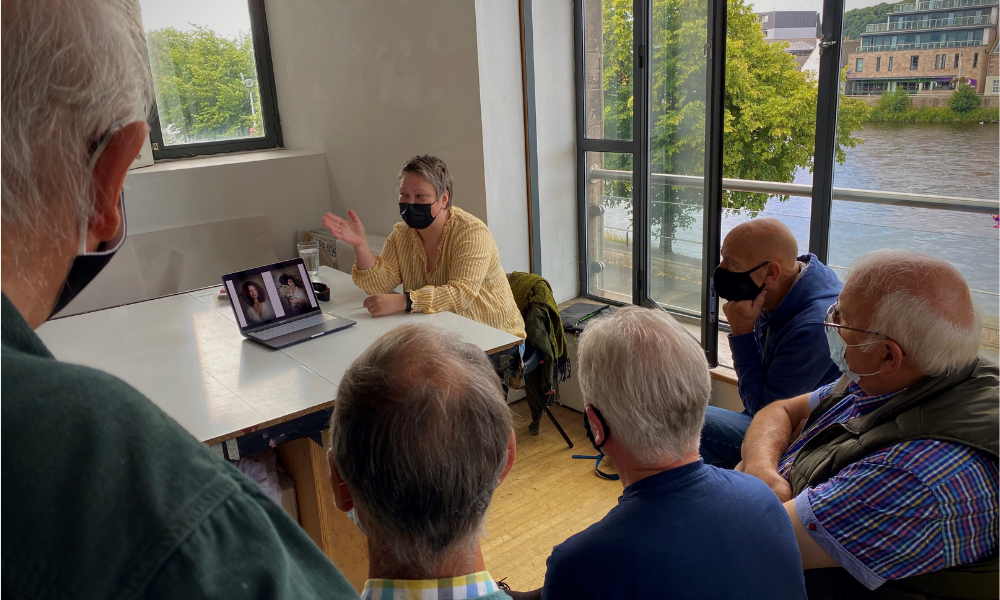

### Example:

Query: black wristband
xmin=405 ymin=291 xmax=413 ymax=313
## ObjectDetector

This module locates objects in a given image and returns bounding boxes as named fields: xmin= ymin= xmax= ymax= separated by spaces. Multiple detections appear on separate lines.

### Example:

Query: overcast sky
xmin=138 ymin=0 xmax=251 ymax=38
xmin=748 ymin=0 xmax=891 ymax=16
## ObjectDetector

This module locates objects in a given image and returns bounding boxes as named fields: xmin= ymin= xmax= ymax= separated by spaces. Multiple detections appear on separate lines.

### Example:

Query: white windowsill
xmin=129 ymin=148 xmax=325 ymax=175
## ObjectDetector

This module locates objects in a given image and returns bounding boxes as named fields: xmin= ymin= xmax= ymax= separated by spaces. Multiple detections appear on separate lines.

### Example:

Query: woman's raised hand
xmin=322 ymin=210 xmax=366 ymax=247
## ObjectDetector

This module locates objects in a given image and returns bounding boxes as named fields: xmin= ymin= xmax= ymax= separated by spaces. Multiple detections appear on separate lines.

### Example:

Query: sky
xmin=138 ymin=0 xmax=252 ymax=38
xmin=750 ymin=0 xmax=891 ymax=14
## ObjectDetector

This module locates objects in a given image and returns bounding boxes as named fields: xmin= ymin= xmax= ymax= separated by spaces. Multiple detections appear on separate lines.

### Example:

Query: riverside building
xmin=845 ymin=0 xmax=999 ymax=95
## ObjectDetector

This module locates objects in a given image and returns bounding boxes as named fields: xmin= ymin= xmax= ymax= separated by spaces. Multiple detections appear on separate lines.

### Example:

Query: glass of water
xmin=297 ymin=241 xmax=321 ymax=278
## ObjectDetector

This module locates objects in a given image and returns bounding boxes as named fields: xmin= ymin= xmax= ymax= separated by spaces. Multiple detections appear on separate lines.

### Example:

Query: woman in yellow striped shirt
xmin=321 ymin=155 xmax=526 ymax=340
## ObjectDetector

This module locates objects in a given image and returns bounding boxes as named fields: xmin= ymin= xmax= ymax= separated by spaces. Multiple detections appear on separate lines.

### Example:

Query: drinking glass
xmin=297 ymin=241 xmax=320 ymax=278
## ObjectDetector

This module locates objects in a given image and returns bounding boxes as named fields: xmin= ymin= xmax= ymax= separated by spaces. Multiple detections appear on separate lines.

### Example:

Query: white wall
xmin=532 ymin=0 xmax=579 ymax=302
xmin=475 ymin=0 xmax=531 ymax=274
xmin=265 ymin=0 xmax=489 ymax=242
xmin=124 ymin=150 xmax=332 ymax=259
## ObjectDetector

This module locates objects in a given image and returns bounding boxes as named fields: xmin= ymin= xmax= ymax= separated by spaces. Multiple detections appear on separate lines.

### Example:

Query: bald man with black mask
xmin=700 ymin=218 xmax=843 ymax=469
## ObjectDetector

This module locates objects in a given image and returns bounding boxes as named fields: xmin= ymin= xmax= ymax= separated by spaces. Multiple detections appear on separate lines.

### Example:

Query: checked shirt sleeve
xmin=793 ymin=440 xmax=998 ymax=589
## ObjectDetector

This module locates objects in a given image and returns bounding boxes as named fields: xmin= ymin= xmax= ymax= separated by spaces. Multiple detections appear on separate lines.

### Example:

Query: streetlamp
xmin=240 ymin=72 xmax=255 ymax=117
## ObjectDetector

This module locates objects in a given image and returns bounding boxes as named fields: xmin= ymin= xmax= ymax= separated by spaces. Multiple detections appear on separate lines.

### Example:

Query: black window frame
xmin=954 ymin=53 xmax=960 ymax=68
xmin=973 ymin=52 xmax=978 ymax=68
xmin=889 ymin=56 xmax=894 ymax=71
xmin=876 ymin=56 xmax=881 ymax=71
xmin=145 ymin=0 xmax=283 ymax=160
xmin=856 ymin=57 xmax=864 ymax=71
xmin=911 ymin=55 xmax=919 ymax=69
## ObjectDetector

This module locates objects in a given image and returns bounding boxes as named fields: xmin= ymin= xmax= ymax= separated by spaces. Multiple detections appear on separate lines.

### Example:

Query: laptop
xmin=222 ymin=258 xmax=355 ymax=349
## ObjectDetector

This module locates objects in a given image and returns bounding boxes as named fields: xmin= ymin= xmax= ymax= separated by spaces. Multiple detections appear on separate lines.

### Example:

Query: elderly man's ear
xmin=86 ymin=121 xmax=148 ymax=251
xmin=499 ymin=430 xmax=517 ymax=485
xmin=328 ymin=458 xmax=354 ymax=513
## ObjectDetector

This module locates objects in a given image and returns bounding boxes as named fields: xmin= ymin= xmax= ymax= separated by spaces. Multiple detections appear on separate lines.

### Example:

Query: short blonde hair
xmin=398 ymin=155 xmax=454 ymax=205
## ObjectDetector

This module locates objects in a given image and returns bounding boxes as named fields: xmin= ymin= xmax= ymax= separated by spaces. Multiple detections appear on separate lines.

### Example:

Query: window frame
xmin=144 ymin=0 xmax=283 ymax=160
xmin=888 ymin=56 xmax=894 ymax=71
xmin=876 ymin=56 xmax=881 ymax=71
xmin=910 ymin=55 xmax=919 ymax=69
xmin=856 ymin=57 xmax=864 ymax=71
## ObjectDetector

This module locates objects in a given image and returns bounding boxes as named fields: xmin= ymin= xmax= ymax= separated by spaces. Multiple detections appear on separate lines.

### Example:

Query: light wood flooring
xmin=481 ymin=400 xmax=623 ymax=591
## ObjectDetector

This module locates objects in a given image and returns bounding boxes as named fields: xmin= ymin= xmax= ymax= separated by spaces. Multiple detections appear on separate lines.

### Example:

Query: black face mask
xmin=399 ymin=198 xmax=440 ymax=230
xmin=580 ymin=406 xmax=619 ymax=480
xmin=713 ymin=261 xmax=769 ymax=302
xmin=49 ymin=191 xmax=127 ymax=319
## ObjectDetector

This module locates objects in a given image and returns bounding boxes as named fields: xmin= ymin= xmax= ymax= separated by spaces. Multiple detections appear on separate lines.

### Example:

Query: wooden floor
xmin=481 ymin=400 xmax=622 ymax=591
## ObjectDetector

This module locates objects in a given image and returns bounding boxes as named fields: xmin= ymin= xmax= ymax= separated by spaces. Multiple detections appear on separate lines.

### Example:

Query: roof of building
xmin=784 ymin=40 xmax=818 ymax=52
xmin=757 ymin=11 xmax=821 ymax=29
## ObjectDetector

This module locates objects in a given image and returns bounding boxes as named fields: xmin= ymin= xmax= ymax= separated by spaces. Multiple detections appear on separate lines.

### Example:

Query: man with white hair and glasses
xmin=739 ymin=250 xmax=998 ymax=599
xmin=540 ymin=306 xmax=806 ymax=600
xmin=1 ymin=1 xmax=357 ymax=597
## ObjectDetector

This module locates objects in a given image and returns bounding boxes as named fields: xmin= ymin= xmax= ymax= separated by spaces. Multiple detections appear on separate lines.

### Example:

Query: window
xmin=139 ymin=0 xmax=282 ymax=159
xmin=973 ymin=53 xmax=979 ymax=68
xmin=888 ymin=56 xmax=894 ymax=71
xmin=994 ymin=79 xmax=999 ymax=94
xmin=856 ymin=58 xmax=864 ymax=72
xmin=954 ymin=53 xmax=960 ymax=68
xmin=876 ymin=57 xmax=881 ymax=71
xmin=910 ymin=55 xmax=919 ymax=69
xmin=934 ymin=54 xmax=941 ymax=69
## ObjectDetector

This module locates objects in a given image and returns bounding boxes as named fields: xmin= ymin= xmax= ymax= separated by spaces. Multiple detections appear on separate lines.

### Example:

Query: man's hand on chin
xmin=722 ymin=290 xmax=768 ymax=336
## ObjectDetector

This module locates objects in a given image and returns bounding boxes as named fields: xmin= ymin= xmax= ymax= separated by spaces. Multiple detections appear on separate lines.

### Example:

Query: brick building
xmin=986 ymin=43 xmax=1000 ymax=93
xmin=845 ymin=0 xmax=999 ymax=95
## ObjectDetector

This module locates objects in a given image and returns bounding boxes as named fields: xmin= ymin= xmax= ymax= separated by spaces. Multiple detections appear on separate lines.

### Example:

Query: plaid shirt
xmin=779 ymin=380 xmax=999 ymax=589
xmin=361 ymin=571 xmax=505 ymax=600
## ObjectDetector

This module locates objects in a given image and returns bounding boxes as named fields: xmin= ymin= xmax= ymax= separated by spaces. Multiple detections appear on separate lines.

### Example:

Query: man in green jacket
xmin=1 ymin=1 xmax=358 ymax=598
xmin=739 ymin=250 xmax=998 ymax=599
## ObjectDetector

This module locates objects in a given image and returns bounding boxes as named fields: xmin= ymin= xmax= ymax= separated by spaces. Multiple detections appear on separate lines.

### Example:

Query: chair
xmin=521 ymin=342 xmax=574 ymax=448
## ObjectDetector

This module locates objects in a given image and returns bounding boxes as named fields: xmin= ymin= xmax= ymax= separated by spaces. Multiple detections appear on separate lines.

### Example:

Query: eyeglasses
xmin=825 ymin=303 xmax=906 ymax=354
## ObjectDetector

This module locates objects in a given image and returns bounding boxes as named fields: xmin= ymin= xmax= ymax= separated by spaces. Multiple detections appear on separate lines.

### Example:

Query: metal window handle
xmin=819 ymin=38 xmax=837 ymax=55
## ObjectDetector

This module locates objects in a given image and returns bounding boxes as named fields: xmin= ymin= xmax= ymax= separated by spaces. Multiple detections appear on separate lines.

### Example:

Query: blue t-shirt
xmin=542 ymin=461 xmax=806 ymax=600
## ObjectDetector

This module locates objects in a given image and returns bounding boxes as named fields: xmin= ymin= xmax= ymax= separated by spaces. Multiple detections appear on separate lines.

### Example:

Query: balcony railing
xmin=894 ymin=0 xmax=997 ymax=12
xmin=866 ymin=14 xmax=997 ymax=32
xmin=587 ymin=166 xmax=999 ymax=214
xmin=859 ymin=39 xmax=984 ymax=51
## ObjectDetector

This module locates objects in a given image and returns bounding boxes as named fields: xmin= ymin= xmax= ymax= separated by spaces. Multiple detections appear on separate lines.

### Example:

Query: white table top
xmin=36 ymin=267 xmax=521 ymax=445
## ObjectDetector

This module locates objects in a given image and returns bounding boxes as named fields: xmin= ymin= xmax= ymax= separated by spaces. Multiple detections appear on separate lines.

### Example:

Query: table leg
xmin=277 ymin=432 xmax=369 ymax=591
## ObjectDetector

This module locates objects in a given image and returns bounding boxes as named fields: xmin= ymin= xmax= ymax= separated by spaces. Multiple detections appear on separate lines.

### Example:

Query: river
xmin=605 ymin=122 xmax=1000 ymax=316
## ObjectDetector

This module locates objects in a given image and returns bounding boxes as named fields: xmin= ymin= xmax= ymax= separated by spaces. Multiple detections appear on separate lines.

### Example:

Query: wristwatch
xmin=404 ymin=291 xmax=412 ymax=313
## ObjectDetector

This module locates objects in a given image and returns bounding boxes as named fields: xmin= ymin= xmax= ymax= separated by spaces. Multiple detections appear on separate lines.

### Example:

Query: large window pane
xmin=586 ymin=151 xmax=634 ymax=302
xmin=584 ymin=0 xmax=633 ymax=140
xmin=140 ymin=0 xmax=265 ymax=145
xmin=836 ymin=0 xmax=1000 ymax=359
xmin=647 ymin=0 xmax=708 ymax=321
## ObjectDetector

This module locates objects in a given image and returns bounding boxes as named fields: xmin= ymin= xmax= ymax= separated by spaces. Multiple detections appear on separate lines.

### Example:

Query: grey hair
xmin=2 ymin=0 xmax=152 ymax=241
xmin=846 ymin=250 xmax=981 ymax=376
xmin=330 ymin=324 xmax=512 ymax=575
xmin=398 ymin=155 xmax=454 ymax=205
xmin=577 ymin=306 xmax=711 ymax=464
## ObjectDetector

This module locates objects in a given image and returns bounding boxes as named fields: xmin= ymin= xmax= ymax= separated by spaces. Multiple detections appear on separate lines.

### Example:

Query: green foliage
xmin=867 ymin=105 xmax=998 ymax=123
xmin=842 ymin=2 xmax=903 ymax=40
xmin=871 ymin=88 xmax=912 ymax=118
xmin=596 ymin=0 xmax=866 ymax=249
xmin=949 ymin=82 xmax=981 ymax=113
xmin=146 ymin=26 xmax=263 ymax=144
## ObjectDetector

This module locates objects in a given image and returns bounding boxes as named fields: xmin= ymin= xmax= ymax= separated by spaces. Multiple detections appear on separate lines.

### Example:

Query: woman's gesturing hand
xmin=322 ymin=210 xmax=366 ymax=247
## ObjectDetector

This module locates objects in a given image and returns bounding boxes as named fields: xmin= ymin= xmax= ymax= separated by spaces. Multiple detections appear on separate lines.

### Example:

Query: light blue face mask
xmin=347 ymin=507 xmax=366 ymax=536
xmin=826 ymin=326 xmax=881 ymax=383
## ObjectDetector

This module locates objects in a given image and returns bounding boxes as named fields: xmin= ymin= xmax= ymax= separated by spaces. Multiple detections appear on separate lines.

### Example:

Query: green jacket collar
xmin=1 ymin=293 xmax=54 ymax=359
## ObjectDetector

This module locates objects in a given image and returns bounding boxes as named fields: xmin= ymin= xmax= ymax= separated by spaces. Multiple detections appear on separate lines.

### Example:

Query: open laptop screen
xmin=222 ymin=258 xmax=320 ymax=331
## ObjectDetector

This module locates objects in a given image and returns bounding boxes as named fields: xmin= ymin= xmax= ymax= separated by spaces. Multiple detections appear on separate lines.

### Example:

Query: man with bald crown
xmin=700 ymin=218 xmax=842 ymax=469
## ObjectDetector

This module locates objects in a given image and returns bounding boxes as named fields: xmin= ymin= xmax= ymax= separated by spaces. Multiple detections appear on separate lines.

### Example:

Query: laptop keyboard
xmin=250 ymin=313 xmax=334 ymax=341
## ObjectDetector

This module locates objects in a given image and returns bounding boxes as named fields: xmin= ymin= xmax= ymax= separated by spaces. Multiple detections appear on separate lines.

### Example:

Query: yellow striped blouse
xmin=352 ymin=207 xmax=526 ymax=340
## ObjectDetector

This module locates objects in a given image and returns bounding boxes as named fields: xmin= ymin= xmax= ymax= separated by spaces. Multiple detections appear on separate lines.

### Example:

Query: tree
xmin=146 ymin=26 xmax=263 ymax=144
xmin=598 ymin=0 xmax=867 ymax=253
xmin=949 ymin=81 xmax=981 ymax=113
xmin=875 ymin=87 xmax=911 ymax=114
xmin=842 ymin=1 xmax=904 ymax=40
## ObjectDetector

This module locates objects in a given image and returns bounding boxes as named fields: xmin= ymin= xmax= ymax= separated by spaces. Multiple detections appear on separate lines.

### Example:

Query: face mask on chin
xmin=399 ymin=197 xmax=441 ymax=230
xmin=713 ymin=261 xmax=769 ymax=302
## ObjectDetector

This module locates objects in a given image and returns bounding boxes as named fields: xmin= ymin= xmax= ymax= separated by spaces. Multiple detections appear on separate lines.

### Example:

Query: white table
xmin=35 ymin=266 xmax=521 ymax=589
